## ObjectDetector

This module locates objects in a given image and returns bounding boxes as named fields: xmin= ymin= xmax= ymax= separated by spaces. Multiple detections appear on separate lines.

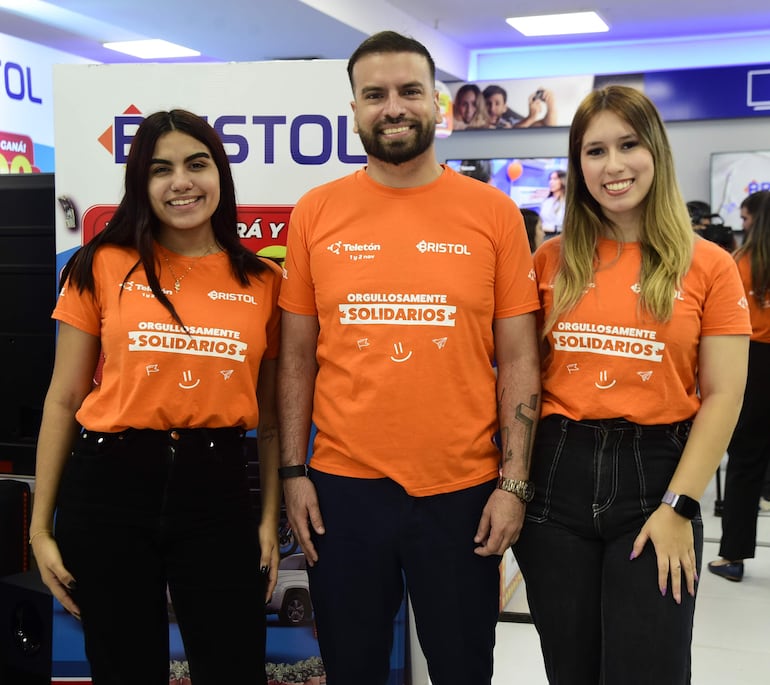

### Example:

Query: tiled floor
xmin=493 ymin=460 xmax=770 ymax=684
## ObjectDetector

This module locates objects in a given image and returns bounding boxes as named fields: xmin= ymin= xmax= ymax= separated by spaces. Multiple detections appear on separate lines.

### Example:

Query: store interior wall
xmin=436 ymin=117 xmax=768 ymax=217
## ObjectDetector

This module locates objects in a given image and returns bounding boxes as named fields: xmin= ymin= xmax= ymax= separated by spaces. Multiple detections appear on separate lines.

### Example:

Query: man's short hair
xmin=482 ymin=84 xmax=508 ymax=103
xmin=347 ymin=30 xmax=436 ymax=90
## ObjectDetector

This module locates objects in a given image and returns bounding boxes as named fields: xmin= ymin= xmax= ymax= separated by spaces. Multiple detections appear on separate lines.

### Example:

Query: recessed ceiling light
xmin=506 ymin=11 xmax=609 ymax=37
xmin=102 ymin=39 xmax=200 ymax=59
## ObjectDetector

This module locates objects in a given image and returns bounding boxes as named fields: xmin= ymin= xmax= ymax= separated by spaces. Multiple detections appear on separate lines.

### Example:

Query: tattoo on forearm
xmin=499 ymin=392 xmax=539 ymax=470
xmin=515 ymin=394 xmax=539 ymax=470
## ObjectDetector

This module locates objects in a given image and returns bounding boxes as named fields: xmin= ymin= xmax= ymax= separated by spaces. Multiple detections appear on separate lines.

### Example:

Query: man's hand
xmin=473 ymin=488 xmax=525 ymax=556
xmin=283 ymin=477 xmax=325 ymax=565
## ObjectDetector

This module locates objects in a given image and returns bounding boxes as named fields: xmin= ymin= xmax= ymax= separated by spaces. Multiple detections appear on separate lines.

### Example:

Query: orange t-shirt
xmin=735 ymin=253 xmax=770 ymax=342
xmin=535 ymin=236 xmax=751 ymax=424
xmin=279 ymin=166 xmax=540 ymax=496
xmin=54 ymin=244 xmax=281 ymax=432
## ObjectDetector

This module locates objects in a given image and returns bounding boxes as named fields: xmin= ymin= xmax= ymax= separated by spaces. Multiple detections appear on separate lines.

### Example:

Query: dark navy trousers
xmin=308 ymin=469 xmax=501 ymax=685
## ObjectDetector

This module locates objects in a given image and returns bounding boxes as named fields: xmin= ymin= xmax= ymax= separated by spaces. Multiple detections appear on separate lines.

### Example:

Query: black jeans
xmin=514 ymin=415 xmax=701 ymax=685
xmin=308 ymin=470 xmax=500 ymax=685
xmin=720 ymin=340 xmax=770 ymax=560
xmin=55 ymin=427 xmax=266 ymax=685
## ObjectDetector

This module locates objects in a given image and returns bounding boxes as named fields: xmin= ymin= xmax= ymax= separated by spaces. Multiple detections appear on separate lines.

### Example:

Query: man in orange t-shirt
xmin=277 ymin=31 xmax=540 ymax=685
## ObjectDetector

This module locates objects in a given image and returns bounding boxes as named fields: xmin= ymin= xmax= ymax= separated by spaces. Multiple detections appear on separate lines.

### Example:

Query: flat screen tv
xmin=445 ymin=157 xmax=568 ymax=211
xmin=710 ymin=150 xmax=770 ymax=230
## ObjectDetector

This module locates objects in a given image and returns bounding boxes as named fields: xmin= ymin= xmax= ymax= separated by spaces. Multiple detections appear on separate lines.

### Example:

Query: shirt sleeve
xmin=278 ymin=195 xmax=318 ymax=316
xmin=493 ymin=201 xmax=540 ymax=319
xmin=52 ymin=277 xmax=102 ymax=337
xmin=700 ymin=245 xmax=753 ymax=337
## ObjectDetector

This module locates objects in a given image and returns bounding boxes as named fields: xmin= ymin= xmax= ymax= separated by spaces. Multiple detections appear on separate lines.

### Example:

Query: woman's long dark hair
xmin=61 ymin=109 xmax=269 ymax=328
xmin=547 ymin=170 xmax=566 ymax=198
xmin=735 ymin=191 xmax=770 ymax=306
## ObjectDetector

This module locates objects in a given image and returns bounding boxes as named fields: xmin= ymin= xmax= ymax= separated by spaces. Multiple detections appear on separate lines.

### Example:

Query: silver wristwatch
xmin=498 ymin=478 xmax=535 ymax=503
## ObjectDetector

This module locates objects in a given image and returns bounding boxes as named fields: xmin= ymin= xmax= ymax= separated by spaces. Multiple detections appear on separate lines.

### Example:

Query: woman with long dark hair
xmin=538 ymin=169 xmax=566 ymax=236
xmin=29 ymin=110 xmax=281 ymax=684
xmin=709 ymin=190 xmax=770 ymax=581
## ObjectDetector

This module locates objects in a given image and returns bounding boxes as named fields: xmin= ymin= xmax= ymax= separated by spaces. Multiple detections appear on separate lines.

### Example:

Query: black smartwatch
xmin=661 ymin=490 xmax=700 ymax=519
xmin=278 ymin=464 xmax=309 ymax=479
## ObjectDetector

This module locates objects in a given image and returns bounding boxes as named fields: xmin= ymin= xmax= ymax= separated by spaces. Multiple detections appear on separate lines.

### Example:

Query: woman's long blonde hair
xmin=544 ymin=86 xmax=693 ymax=334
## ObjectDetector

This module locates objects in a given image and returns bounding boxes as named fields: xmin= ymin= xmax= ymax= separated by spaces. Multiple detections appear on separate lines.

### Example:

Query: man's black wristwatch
xmin=661 ymin=490 xmax=700 ymax=519
xmin=498 ymin=478 xmax=535 ymax=503
xmin=278 ymin=464 xmax=309 ymax=479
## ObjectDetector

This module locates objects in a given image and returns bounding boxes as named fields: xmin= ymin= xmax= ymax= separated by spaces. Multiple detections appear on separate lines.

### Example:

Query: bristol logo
xmin=97 ymin=104 xmax=144 ymax=160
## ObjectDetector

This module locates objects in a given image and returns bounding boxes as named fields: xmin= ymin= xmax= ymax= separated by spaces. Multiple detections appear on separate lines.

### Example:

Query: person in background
xmin=709 ymin=190 xmax=770 ymax=581
xmin=738 ymin=190 xmax=770 ymax=512
xmin=29 ymin=110 xmax=282 ymax=685
xmin=521 ymin=207 xmax=545 ymax=253
xmin=686 ymin=200 xmax=713 ymax=229
xmin=514 ymin=85 xmax=750 ymax=684
xmin=538 ymin=170 xmax=567 ymax=237
xmin=739 ymin=190 xmax=768 ymax=233
xmin=687 ymin=200 xmax=736 ymax=251
xmin=483 ymin=83 xmax=557 ymax=129
xmin=452 ymin=83 xmax=490 ymax=130
xmin=457 ymin=158 xmax=492 ymax=184
xmin=277 ymin=30 xmax=540 ymax=685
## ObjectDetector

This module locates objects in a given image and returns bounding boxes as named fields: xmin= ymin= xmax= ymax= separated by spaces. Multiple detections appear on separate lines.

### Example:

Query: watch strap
xmin=498 ymin=477 xmax=535 ymax=503
xmin=278 ymin=464 xmax=309 ymax=479
xmin=661 ymin=490 xmax=699 ymax=519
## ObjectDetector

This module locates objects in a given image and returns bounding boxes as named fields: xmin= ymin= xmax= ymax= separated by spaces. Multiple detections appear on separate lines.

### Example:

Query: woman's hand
xmin=630 ymin=505 xmax=697 ymax=604
xmin=258 ymin=520 xmax=280 ymax=602
xmin=31 ymin=533 xmax=81 ymax=619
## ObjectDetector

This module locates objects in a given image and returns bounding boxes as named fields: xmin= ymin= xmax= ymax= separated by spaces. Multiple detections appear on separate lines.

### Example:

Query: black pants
xmin=720 ymin=340 xmax=770 ymax=560
xmin=308 ymin=470 xmax=500 ymax=685
xmin=55 ymin=427 xmax=266 ymax=685
xmin=515 ymin=415 xmax=700 ymax=685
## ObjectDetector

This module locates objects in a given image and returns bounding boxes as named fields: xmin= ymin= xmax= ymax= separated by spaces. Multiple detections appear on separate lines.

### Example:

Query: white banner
xmin=53 ymin=60 xmax=367 ymax=260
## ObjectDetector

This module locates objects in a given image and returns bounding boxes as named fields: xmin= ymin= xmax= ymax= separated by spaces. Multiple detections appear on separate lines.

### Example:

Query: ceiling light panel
xmin=102 ymin=39 xmax=200 ymax=59
xmin=506 ymin=11 xmax=609 ymax=37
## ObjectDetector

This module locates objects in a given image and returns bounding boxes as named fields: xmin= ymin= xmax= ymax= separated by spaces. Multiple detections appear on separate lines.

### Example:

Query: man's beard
xmin=358 ymin=117 xmax=435 ymax=165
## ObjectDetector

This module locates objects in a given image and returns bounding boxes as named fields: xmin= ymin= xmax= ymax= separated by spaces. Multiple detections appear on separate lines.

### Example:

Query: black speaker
xmin=0 ymin=572 xmax=52 ymax=684
xmin=0 ymin=480 xmax=31 ymax=577
xmin=0 ymin=173 xmax=57 ymax=476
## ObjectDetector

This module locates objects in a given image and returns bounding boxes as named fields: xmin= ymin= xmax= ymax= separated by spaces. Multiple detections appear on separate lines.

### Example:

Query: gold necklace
xmin=162 ymin=244 xmax=215 ymax=292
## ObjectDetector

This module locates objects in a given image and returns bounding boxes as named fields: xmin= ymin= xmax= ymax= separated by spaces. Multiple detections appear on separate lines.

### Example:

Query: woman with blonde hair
xmin=514 ymin=86 xmax=751 ymax=684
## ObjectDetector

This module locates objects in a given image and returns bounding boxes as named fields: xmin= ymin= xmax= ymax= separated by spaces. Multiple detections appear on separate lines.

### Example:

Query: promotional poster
xmin=0 ymin=31 xmax=92 ymax=173
xmin=52 ymin=60 xmax=368 ymax=270
xmin=448 ymin=63 xmax=770 ymax=132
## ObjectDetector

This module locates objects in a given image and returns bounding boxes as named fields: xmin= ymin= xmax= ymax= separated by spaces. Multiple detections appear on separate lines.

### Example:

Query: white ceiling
xmin=2 ymin=0 xmax=770 ymax=81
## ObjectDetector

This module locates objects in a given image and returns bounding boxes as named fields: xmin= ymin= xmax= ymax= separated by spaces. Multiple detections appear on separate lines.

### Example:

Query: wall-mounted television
xmin=445 ymin=157 xmax=568 ymax=211
xmin=710 ymin=150 xmax=770 ymax=230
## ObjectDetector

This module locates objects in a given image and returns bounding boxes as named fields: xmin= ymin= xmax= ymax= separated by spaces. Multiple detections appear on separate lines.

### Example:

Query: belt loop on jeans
xmin=80 ymin=427 xmax=131 ymax=443
xmin=166 ymin=427 xmax=244 ymax=447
